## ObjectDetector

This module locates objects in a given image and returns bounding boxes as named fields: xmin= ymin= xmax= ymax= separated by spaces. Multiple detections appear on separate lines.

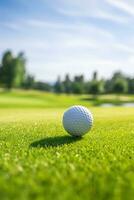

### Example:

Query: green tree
xmin=104 ymin=80 xmax=112 ymax=93
xmin=89 ymin=81 xmax=101 ymax=99
xmin=34 ymin=81 xmax=51 ymax=91
xmin=54 ymin=76 xmax=64 ymax=93
xmin=113 ymin=78 xmax=128 ymax=94
xmin=127 ymin=78 xmax=134 ymax=94
xmin=112 ymin=71 xmax=124 ymax=81
xmin=72 ymin=75 xmax=85 ymax=94
xmin=0 ymin=51 xmax=14 ymax=89
xmin=13 ymin=52 xmax=26 ymax=87
xmin=0 ymin=51 xmax=26 ymax=90
xmin=93 ymin=71 xmax=98 ymax=80
xmin=63 ymin=74 xmax=72 ymax=94
xmin=23 ymin=75 xmax=35 ymax=89
xmin=88 ymin=71 xmax=104 ymax=98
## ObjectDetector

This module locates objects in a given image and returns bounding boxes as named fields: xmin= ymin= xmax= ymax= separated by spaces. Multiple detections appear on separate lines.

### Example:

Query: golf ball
xmin=62 ymin=105 xmax=93 ymax=136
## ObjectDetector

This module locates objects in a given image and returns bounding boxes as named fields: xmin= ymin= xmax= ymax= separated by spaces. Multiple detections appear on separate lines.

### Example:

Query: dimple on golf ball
xmin=62 ymin=105 xmax=93 ymax=136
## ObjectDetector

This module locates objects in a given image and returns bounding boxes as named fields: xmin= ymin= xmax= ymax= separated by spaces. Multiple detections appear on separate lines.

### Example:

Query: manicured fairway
xmin=0 ymin=106 xmax=134 ymax=200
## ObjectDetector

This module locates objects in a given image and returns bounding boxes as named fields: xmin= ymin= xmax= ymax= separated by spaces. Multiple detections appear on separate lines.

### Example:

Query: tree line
xmin=54 ymin=72 xmax=134 ymax=95
xmin=0 ymin=50 xmax=51 ymax=91
xmin=0 ymin=50 xmax=134 ymax=94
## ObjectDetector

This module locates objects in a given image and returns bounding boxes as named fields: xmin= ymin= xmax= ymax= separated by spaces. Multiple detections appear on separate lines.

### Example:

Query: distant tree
xmin=92 ymin=71 xmax=98 ymax=81
xmin=0 ymin=51 xmax=14 ymax=89
xmin=111 ymin=71 xmax=128 ymax=94
xmin=0 ymin=50 xmax=26 ymax=90
xmin=13 ymin=52 xmax=26 ymax=87
xmin=23 ymin=75 xmax=35 ymax=89
xmin=63 ymin=74 xmax=72 ymax=94
xmin=113 ymin=78 xmax=128 ymax=94
xmin=112 ymin=71 xmax=124 ymax=81
xmin=72 ymin=82 xmax=83 ymax=94
xmin=88 ymin=71 xmax=104 ymax=98
xmin=54 ymin=76 xmax=64 ymax=93
xmin=89 ymin=80 xmax=104 ymax=99
xmin=104 ymin=72 xmax=129 ymax=94
xmin=34 ymin=81 xmax=51 ymax=91
xmin=72 ymin=75 xmax=85 ymax=94
xmin=104 ymin=79 xmax=112 ymax=93
xmin=127 ymin=78 xmax=134 ymax=94
xmin=99 ymin=79 xmax=105 ymax=94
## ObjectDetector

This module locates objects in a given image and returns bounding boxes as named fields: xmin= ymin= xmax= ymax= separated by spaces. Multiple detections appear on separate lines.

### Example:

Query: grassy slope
xmin=0 ymin=90 xmax=133 ymax=108
xmin=0 ymin=91 xmax=134 ymax=200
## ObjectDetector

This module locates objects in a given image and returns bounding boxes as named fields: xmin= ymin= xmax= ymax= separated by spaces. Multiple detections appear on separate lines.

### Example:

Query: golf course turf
xmin=0 ymin=91 xmax=134 ymax=200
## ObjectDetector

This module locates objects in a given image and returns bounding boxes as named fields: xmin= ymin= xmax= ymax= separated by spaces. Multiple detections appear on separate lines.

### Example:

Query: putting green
xmin=0 ymin=107 xmax=133 ymax=200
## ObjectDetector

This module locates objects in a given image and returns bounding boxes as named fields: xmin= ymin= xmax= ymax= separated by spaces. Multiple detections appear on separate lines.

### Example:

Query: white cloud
xmin=94 ymin=11 xmax=129 ymax=24
xmin=26 ymin=18 xmax=113 ymax=36
xmin=58 ymin=8 xmax=129 ymax=24
xmin=106 ymin=0 xmax=134 ymax=16
xmin=55 ymin=0 xmax=129 ymax=24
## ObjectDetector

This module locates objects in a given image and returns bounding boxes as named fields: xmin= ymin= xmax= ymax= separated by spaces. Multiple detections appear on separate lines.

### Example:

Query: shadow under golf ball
xmin=30 ymin=135 xmax=82 ymax=148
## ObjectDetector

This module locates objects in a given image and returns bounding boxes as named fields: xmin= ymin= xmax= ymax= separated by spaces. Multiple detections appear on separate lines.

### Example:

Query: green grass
xmin=0 ymin=89 xmax=133 ymax=108
xmin=0 ymin=91 xmax=134 ymax=200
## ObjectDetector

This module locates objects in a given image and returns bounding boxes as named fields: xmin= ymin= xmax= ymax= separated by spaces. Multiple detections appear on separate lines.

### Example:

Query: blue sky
xmin=0 ymin=0 xmax=134 ymax=81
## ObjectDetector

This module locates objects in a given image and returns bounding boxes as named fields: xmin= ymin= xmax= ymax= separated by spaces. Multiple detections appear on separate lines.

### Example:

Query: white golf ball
xmin=62 ymin=105 xmax=93 ymax=136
